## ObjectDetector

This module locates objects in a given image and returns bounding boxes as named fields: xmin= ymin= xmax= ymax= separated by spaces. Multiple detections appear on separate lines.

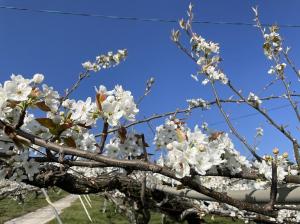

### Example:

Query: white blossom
xmin=70 ymin=97 xmax=97 ymax=126
xmin=105 ymin=132 xmax=143 ymax=158
xmin=21 ymin=114 xmax=52 ymax=139
xmin=3 ymin=74 xmax=32 ymax=101
xmin=32 ymin=73 xmax=44 ymax=84
xmin=247 ymin=92 xmax=262 ymax=106
xmin=42 ymin=84 xmax=60 ymax=112
xmin=76 ymin=132 xmax=97 ymax=151
xmin=82 ymin=61 xmax=100 ymax=72
xmin=186 ymin=98 xmax=210 ymax=109
xmin=95 ymin=85 xmax=138 ymax=127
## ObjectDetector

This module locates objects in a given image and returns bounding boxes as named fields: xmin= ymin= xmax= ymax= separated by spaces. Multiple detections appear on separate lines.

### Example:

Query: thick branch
xmin=0 ymin=122 xmax=277 ymax=217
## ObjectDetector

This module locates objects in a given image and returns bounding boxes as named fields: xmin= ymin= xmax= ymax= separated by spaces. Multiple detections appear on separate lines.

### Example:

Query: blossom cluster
xmin=172 ymin=7 xmax=228 ymax=86
xmin=61 ymin=85 xmax=139 ymax=128
xmin=186 ymin=98 xmax=210 ymax=110
xmin=191 ymin=33 xmax=228 ymax=85
xmin=0 ymin=74 xmax=60 ymax=125
xmin=247 ymin=92 xmax=262 ymax=107
xmin=262 ymin=25 xmax=283 ymax=60
xmin=254 ymin=153 xmax=297 ymax=182
xmin=82 ymin=49 xmax=127 ymax=72
xmin=153 ymin=117 xmax=296 ymax=186
xmin=154 ymin=118 xmax=251 ymax=178
xmin=0 ymin=138 xmax=40 ymax=182
xmin=94 ymin=85 xmax=139 ymax=126
xmin=268 ymin=62 xmax=286 ymax=76
xmin=105 ymin=132 xmax=143 ymax=159
xmin=0 ymin=70 xmax=139 ymax=182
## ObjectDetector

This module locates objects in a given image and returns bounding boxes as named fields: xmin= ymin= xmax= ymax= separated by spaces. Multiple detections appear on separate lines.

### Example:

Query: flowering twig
xmin=227 ymin=81 xmax=300 ymax=168
xmin=60 ymin=70 xmax=90 ymax=106
xmin=283 ymin=50 xmax=300 ymax=80
xmin=94 ymin=94 xmax=300 ymax=137
xmin=210 ymin=81 xmax=262 ymax=161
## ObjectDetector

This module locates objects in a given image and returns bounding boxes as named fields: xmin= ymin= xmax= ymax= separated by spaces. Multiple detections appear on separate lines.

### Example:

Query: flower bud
xmin=32 ymin=73 xmax=44 ymax=84
xmin=273 ymin=147 xmax=279 ymax=155
xmin=265 ymin=155 xmax=272 ymax=161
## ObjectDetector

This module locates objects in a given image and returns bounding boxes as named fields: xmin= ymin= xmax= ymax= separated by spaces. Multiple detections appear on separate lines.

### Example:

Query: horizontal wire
xmin=210 ymin=102 xmax=297 ymax=126
xmin=0 ymin=5 xmax=300 ymax=28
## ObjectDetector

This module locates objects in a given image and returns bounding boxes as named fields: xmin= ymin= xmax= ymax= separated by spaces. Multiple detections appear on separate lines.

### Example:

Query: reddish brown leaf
xmin=35 ymin=118 xmax=56 ymax=129
xmin=95 ymin=91 xmax=107 ymax=112
xmin=36 ymin=101 xmax=51 ymax=112
xmin=209 ymin=131 xmax=224 ymax=142
xmin=62 ymin=137 xmax=77 ymax=148
xmin=118 ymin=126 xmax=127 ymax=144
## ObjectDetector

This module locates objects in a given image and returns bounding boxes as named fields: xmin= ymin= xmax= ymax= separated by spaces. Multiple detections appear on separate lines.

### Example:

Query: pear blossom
xmin=1 ymin=17 xmax=300 ymax=222
xmin=101 ymin=96 xmax=123 ymax=126
xmin=32 ymin=73 xmax=44 ymax=84
xmin=254 ymin=155 xmax=288 ymax=182
xmin=167 ymin=148 xmax=190 ymax=178
xmin=62 ymin=99 xmax=76 ymax=109
xmin=4 ymin=106 xmax=22 ymax=126
xmin=247 ymin=92 xmax=262 ymax=106
xmin=105 ymin=139 xmax=123 ymax=158
xmin=184 ymin=28 xmax=228 ymax=85
xmin=154 ymin=118 xmax=186 ymax=149
xmin=186 ymin=98 xmax=210 ymax=109
xmin=275 ymin=63 xmax=286 ymax=73
xmin=114 ymin=85 xmax=139 ymax=121
xmin=262 ymin=26 xmax=282 ymax=59
xmin=3 ymin=74 xmax=32 ymax=101
xmin=203 ymin=65 xmax=228 ymax=85
xmin=95 ymin=85 xmax=138 ymax=126
xmin=21 ymin=114 xmax=52 ymax=139
xmin=42 ymin=84 xmax=60 ymax=112
xmin=156 ymin=121 xmax=227 ymax=177
xmin=82 ymin=61 xmax=100 ymax=72
xmin=70 ymin=97 xmax=97 ymax=126
xmin=186 ymin=148 xmax=212 ymax=175
xmin=82 ymin=49 xmax=127 ymax=72
xmin=105 ymin=132 xmax=143 ymax=158
xmin=76 ymin=132 xmax=97 ymax=151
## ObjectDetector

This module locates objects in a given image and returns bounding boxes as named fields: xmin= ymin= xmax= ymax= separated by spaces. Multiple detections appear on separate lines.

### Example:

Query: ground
xmin=0 ymin=188 xmax=68 ymax=223
xmin=0 ymin=189 xmax=244 ymax=224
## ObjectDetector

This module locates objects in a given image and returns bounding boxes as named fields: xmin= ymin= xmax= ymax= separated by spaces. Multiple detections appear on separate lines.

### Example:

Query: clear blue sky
xmin=1 ymin=0 xmax=300 ymax=160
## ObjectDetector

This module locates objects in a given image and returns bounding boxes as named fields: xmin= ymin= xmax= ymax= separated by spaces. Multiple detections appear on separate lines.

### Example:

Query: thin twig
xmin=210 ymin=82 xmax=262 ymax=161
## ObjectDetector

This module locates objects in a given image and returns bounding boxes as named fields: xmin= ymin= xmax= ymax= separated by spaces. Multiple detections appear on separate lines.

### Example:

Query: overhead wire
xmin=210 ymin=102 xmax=299 ymax=126
xmin=0 ymin=5 xmax=300 ymax=28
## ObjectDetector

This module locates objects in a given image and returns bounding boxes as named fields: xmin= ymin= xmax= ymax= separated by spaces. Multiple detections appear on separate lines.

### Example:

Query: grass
xmin=0 ymin=188 xmax=68 ymax=224
xmin=0 ymin=188 xmax=246 ymax=224
xmin=47 ymin=195 xmax=245 ymax=224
